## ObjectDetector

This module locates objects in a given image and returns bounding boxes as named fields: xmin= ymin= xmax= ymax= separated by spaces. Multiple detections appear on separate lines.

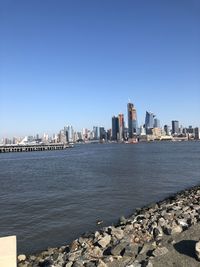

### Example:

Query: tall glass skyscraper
xmin=145 ymin=111 xmax=155 ymax=130
xmin=172 ymin=120 xmax=179 ymax=135
xmin=112 ymin=116 xmax=119 ymax=140
xmin=127 ymin=102 xmax=138 ymax=138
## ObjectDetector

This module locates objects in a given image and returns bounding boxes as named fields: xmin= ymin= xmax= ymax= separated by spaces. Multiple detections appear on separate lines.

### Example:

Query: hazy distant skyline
xmin=1 ymin=0 xmax=200 ymax=138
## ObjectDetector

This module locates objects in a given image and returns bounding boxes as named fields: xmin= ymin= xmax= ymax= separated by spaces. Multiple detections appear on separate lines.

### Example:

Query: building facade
xmin=172 ymin=120 xmax=179 ymax=135
xmin=127 ymin=102 xmax=138 ymax=138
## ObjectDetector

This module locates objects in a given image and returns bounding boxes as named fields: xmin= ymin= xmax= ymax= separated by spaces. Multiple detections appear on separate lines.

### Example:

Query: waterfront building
xmin=112 ymin=116 xmax=119 ymax=141
xmin=93 ymin=126 xmax=99 ymax=140
xmin=107 ymin=129 xmax=112 ymax=141
xmin=152 ymin=127 xmax=162 ymax=138
xmin=154 ymin=118 xmax=160 ymax=128
xmin=64 ymin=125 xmax=74 ymax=143
xmin=127 ymin=102 xmax=138 ymax=138
xmin=58 ymin=130 xmax=67 ymax=143
xmin=164 ymin=125 xmax=170 ymax=136
xmin=194 ymin=128 xmax=200 ymax=140
xmin=172 ymin=120 xmax=179 ymax=135
xmin=145 ymin=111 xmax=155 ymax=132
xmin=187 ymin=126 xmax=194 ymax=134
xmin=99 ymin=127 xmax=106 ymax=141
xmin=139 ymin=125 xmax=146 ymax=136
xmin=118 ymin=113 xmax=125 ymax=141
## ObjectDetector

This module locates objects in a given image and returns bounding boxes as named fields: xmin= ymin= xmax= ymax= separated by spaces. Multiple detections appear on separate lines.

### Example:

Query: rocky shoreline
xmin=18 ymin=185 xmax=200 ymax=267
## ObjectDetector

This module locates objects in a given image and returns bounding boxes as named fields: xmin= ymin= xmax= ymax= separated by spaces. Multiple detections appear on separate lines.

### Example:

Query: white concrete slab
xmin=0 ymin=235 xmax=16 ymax=267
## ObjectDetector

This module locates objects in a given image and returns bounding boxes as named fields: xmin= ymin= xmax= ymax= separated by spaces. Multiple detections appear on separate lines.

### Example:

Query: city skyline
xmin=1 ymin=1 xmax=200 ymax=138
xmin=1 ymin=99 xmax=199 ymax=142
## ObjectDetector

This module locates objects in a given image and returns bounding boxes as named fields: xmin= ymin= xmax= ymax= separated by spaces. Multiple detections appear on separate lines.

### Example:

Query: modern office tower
xmin=164 ymin=125 xmax=170 ymax=135
xmin=58 ymin=130 xmax=67 ymax=143
xmin=112 ymin=116 xmax=119 ymax=140
xmin=140 ymin=125 xmax=146 ymax=135
xmin=154 ymin=118 xmax=160 ymax=128
xmin=194 ymin=128 xmax=200 ymax=140
xmin=172 ymin=120 xmax=179 ymax=135
xmin=64 ymin=125 xmax=74 ymax=142
xmin=107 ymin=129 xmax=112 ymax=141
xmin=118 ymin=113 xmax=125 ymax=141
xmin=93 ymin=126 xmax=99 ymax=140
xmin=145 ymin=111 xmax=155 ymax=131
xmin=188 ymin=126 xmax=194 ymax=134
xmin=99 ymin=127 xmax=106 ymax=141
xmin=127 ymin=102 xmax=138 ymax=138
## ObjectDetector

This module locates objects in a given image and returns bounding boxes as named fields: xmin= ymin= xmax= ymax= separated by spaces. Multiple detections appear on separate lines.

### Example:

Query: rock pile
xmin=18 ymin=185 xmax=200 ymax=267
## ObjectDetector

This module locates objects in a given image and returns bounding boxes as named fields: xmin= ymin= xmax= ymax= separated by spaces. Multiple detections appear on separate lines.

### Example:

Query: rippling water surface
xmin=0 ymin=142 xmax=200 ymax=253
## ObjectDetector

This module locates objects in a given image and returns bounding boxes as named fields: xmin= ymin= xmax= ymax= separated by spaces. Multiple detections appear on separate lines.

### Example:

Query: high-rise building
xmin=99 ymin=127 xmax=106 ymax=141
xmin=145 ymin=111 xmax=155 ymax=131
xmin=64 ymin=125 xmax=74 ymax=143
xmin=93 ymin=126 xmax=99 ymax=140
xmin=164 ymin=125 xmax=170 ymax=135
xmin=154 ymin=118 xmax=160 ymax=128
xmin=194 ymin=128 xmax=200 ymax=140
xmin=172 ymin=120 xmax=179 ymax=135
xmin=127 ymin=102 xmax=138 ymax=138
xmin=118 ymin=113 xmax=125 ymax=141
xmin=112 ymin=116 xmax=119 ymax=140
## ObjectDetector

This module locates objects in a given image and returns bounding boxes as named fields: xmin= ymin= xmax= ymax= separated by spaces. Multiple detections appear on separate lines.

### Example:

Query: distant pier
xmin=0 ymin=143 xmax=72 ymax=153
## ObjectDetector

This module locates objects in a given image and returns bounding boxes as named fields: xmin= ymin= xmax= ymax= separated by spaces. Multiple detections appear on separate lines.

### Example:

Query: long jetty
xmin=0 ymin=143 xmax=72 ymax=153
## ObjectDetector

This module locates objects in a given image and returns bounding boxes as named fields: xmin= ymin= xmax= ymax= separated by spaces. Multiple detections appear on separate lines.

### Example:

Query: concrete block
xmin=0 ymin=235 xmax=16 ymax=267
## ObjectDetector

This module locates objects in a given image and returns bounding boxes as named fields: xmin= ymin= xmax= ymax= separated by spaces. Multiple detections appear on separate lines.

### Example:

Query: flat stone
xmin=171 ymin=225 xmax=182 ymax=235
xmin=152 ymin=246 xmax=169 ymax=257
xmin=111 ymin=241 xmax=128 ymax=256
xmin=98 ymin=235 xmax=111 ymax=248
xmin=195 ymin=240 xmax=200 ymax=260
xmin=72 ymin=260 xmax=84 ymax=267
xmin=111 ymin=228 xmax=124 ymax=240
xmin=70 ymin=240 xmax=79 ymax=252
xmin=126 ymin=261 xmax=142 ymax=267
xmin=91 ymin=246 xmax=103 ymax=258
xmin=96 ymin=259 xmax=107 ymax=267
xmin=123 ymin=244 xmax=139 ymax=258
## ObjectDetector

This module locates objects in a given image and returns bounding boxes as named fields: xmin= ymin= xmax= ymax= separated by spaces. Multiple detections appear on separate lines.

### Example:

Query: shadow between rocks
xmin=174 ymin=240 xmax=197 ymax=259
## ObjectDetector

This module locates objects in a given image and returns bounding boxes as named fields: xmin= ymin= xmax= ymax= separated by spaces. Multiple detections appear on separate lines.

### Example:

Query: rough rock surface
xmin=18 ymin=185 xmax=200 ymax=267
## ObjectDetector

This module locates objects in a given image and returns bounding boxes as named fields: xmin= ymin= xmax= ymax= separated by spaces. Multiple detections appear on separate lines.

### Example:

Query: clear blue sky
xmin=1 ymin=0 xmax=200 ymax=138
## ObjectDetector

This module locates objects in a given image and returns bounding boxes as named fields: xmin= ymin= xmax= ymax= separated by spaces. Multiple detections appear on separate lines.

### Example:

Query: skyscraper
xmin=127 ymin=102 xmax=138 ymax=138
xmin=112 ymin=116 xmax=119 ymax=140
xmin=118 ymin=113 xmax=124 ymax=141
xmin=145 ymin=111 xmax=155 ymax=130
xmin=172 ymin=120 xmax=179 ymax=135
xmin=99 ymin=127 xmax=106 ymax=141
xmin=154 ymin=118 xmax=160 ymax=128
xmin=93 ymin=126 xmax=99 ymax=140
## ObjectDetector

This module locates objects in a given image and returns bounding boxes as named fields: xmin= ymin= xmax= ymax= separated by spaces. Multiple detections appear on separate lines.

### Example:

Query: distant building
xmin=58 ymin=130 xmax=67 ymax=143
xmin=118 ymin=114 xmax=125 ymax=141
xmin=127 ymin=102 xmax=138 ymax=138
xmin=172 ymin=120 xmax=179 ymax=135
xmin=99 ymin=127 xmax=106 ymax=141
xmin=93 ymin=126 xmax=99 ymax=140
xmin=112 ymin=116 xmax=119 ymax=141
xmin=145 ymin=111 xmax=155 ymax=134
xmin=64 ymin=125 xmax=74 ymax=143
xmin=154 ymin=118 xmax=160 ymax=128
xmin=139 ymin=125 xmax=146 ymax=136
xmin=164 ymin=125 xmax=170 ymax=136
xmin=194 ymin=128 xmax=200 ymax=140
xmin=187 ymin=126 xmax=194 ymax=134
